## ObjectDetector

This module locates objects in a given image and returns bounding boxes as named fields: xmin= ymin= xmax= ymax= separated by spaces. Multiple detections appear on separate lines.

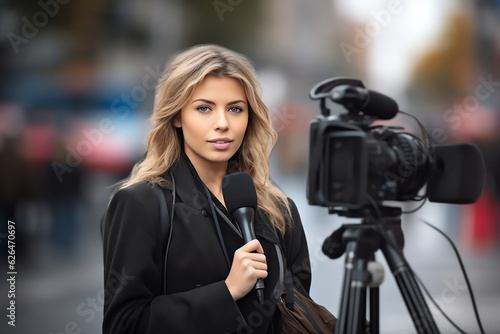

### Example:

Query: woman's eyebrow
xmin=227 ymin=100 xmax=247 ymax=105
xmin=192 ymin=98 xmax=215 ymax=105
xmin=192 ymin=98 xmax=247 ymax=106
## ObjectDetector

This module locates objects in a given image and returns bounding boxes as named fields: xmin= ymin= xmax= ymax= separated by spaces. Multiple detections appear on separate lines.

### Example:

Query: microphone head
xmin=362 ymin=90 xmax=399 ymax=120
xmin=222 ymin=172 xmax=258 ymax=213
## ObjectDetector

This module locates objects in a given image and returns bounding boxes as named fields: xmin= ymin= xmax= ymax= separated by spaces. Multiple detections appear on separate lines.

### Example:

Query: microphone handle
xmin=232 ymin=208 xmax=265 ymax=305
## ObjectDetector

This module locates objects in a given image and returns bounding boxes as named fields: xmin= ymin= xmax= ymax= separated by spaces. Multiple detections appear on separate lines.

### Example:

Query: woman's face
xmin=175 ymin=75 xmax=249 ymax=170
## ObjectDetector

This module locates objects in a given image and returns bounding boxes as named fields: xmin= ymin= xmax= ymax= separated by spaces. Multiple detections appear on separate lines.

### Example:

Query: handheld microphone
xmin=222 ymin=172 xmax=265 ymax=305
xmin=331 ymin=85 xmax=399 ymax=120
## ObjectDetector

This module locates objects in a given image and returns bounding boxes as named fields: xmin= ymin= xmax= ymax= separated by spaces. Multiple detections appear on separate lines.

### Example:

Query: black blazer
xmin=102 ymin=158 xmax=311 ymax=333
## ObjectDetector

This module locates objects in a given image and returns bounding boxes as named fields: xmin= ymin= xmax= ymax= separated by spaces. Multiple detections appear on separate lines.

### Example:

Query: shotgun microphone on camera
xmin=331 ymin=85 xmax=399 ymax=120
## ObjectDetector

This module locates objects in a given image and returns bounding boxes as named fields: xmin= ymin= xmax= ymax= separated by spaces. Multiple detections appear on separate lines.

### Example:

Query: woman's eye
xmin=197 ymin=105 xmax=211 ymax=113
xmin=229 ymin=106 xmax=243 ymax=113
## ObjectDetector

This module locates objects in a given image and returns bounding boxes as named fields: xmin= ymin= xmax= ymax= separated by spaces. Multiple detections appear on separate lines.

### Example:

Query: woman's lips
xmin=208 ymin=139 xmax=233 ymax=150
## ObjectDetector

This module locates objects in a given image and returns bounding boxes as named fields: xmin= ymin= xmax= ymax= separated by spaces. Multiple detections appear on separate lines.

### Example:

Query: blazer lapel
xmin=170 ymin=158 xmax=210 ymax=209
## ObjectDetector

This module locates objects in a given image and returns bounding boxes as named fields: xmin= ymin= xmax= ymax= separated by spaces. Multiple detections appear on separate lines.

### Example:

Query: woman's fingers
xmin=240 ymin=238 xmax=264 ymax=254
xmin=235 ymin=250 xmax=266 ymax=263
xmin=225 ymin=239 xmax=268 ymax=301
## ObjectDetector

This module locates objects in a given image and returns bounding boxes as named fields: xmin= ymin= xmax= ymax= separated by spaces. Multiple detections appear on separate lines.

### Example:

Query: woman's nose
xmin=214 ymin=110 xmax=229 ymax=130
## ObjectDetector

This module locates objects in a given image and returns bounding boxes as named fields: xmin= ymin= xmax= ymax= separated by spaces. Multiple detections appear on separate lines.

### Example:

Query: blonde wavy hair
xmin=117 ymin=44 xmax=291 ymax=233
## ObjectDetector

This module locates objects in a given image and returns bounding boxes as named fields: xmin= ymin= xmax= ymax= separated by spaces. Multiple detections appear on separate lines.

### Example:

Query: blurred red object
xmin=461 ymin=190 xmax=499 ymax=252
xmin=21 ymin=123 xmax=56 ymax=164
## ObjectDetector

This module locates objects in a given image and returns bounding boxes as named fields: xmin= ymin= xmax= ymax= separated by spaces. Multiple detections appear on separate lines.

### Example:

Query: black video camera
xmin=306 ymin=78 xmax=485 ymax=213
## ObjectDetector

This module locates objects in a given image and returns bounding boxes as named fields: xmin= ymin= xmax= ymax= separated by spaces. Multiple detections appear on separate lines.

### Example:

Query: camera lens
xmin=369 ymin=132 xmax=431 ymax=201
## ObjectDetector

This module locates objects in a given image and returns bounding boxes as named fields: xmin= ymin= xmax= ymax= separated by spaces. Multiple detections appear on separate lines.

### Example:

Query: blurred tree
xmin=180 ymin=0 xmax=265 ymax=54
xmin=409 ymin=11 xmax=476 ymax=103
xmin=6 ymin=0 xmax=113 ymax=57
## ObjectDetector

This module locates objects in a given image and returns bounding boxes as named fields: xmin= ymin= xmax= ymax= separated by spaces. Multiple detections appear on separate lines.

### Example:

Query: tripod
xmin=323 ymin=206 xmax=439 ymax=334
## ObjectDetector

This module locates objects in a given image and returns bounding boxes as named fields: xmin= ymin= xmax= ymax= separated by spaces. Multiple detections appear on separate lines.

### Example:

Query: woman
xmin=102 ymin=44 xmax=311 ymax=333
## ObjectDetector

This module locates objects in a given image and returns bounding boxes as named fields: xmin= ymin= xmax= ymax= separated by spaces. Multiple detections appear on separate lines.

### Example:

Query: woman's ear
xmin=173 ymin=113 xmax=181 ymax=128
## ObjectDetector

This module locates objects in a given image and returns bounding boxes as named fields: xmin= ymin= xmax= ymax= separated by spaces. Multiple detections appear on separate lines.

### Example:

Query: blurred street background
xmin=0 ymin=0 xmax=499 ymax=333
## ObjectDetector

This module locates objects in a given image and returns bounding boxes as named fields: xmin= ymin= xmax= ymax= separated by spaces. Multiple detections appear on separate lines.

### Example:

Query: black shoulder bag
xmin=276 ymin=247 xmax=337 ymax=334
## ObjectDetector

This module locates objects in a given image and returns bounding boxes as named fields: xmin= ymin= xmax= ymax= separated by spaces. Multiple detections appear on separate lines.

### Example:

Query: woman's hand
xmin=225 ymin=239 xmax=268 ymax=301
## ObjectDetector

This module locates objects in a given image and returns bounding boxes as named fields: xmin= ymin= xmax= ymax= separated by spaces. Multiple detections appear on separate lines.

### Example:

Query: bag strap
xmin=152 ymin=173 xmax=176 ymax=295
xmin=269 ymin=222 xmax=310 ymax=311
xmin=152 ymin=184 xmax=169 ymax=249
xmin=283 ymin=254 xmax=296 ymax=310
xmin=267 ymin=224 xmax=296 ymax=310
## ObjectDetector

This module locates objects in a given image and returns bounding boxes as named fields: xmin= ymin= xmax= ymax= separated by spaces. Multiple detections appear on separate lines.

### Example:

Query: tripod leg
xmin=335 ymin=242 xmax=356 ymax=334
xmin=348 ymin=259 xmax=368 ymax=334
xmin=382 ymin=242 xmax=439 ymax=333
xmin=369 ymin=287 xmax=379 ymax=334
xmin=393 ymin=270 xmax=439 ymax=333
xmin=336 ymin=239 xmax=372 ymax=334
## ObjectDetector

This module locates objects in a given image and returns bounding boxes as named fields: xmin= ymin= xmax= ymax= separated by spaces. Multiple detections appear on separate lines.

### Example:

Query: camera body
xmin=307 ymin=115 xmax=430 ymax=209
xmin=306 ymin=77 xmax=485 ymax=211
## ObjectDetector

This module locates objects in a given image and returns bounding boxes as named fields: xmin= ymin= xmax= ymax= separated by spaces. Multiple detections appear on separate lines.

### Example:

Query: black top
xmin=183 ymin=152 xmax=240 ymax=232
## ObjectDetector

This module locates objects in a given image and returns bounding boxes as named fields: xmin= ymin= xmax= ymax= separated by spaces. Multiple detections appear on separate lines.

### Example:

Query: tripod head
xmin=322 ymin=205 xmax=403 ymax=261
